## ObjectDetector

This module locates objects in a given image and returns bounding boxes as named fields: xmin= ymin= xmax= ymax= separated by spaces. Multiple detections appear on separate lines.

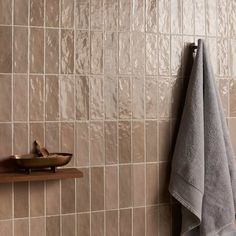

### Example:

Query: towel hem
xmin=169 ymin=171 xmax=203 ymax=218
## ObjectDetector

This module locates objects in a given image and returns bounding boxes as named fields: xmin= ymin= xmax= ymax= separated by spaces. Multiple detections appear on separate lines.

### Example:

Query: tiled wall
xmin=0 ymin=0 xmax=235 ymax=236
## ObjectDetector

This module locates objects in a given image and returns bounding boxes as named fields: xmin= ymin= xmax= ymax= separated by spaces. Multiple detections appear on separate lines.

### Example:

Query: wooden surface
xmin=0 ymin=168 xmax=83 ymax=183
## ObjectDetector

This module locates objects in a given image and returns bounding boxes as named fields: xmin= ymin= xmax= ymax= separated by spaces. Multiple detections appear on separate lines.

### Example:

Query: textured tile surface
xmin=0 ymin=0 xmax=235 ymax=235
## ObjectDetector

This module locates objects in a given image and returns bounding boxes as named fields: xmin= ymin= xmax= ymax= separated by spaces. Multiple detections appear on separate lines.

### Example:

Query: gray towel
xmin=169 ymin=39 xmax=236 ymax=236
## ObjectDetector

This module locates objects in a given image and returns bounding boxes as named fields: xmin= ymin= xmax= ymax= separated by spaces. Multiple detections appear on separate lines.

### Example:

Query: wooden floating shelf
xmin=0 ymin=168 xmax=83 ymax=183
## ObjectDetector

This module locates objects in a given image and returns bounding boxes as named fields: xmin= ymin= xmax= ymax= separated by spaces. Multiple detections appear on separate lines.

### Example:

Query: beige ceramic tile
xmin=62 ymin=214 xmax=76 ymax=236
xmin=118 ymin=77 xmax=132 ymax=119
xmin=61 ymin=179 xmax=76 ymax=214
xmin=76 ymin=168 xmax=90 ymax=213
xmin=146 ymin=121 xmax=158 ymax=162
xmin=45 ymin=75 xmax=59 ymax=121
xmin=132 ymin=32 xmax=145 ymax=75
xmin=13 ymin=75 xmax=28 ymax=121
xmin=75 ymin=30 xmax=90 ymax=74
xmin=30 ymin=181 xmax=45 ymax=217
xmin=118 ymin=0 xmax=131 ymax=31
xmin=0 ymin=26 xmax=12 ymax=73
xmin=76 ymin=76 xmax=89 ymax=120
xmin=14 ymin=0 xmax=28 ymax=25
xmin=30 ymin=28 xmax=44 ymax=73
xmin=61 ymin=0 xmax=74 ymax=28
xmin=0 ymin=183 xmax=12 ymax=219
xmin=45 ymin=0 xmax=59 ymax=27
xmin=132 ymin=76 xmax=144 ymax=119
xmin=119 ymin=209 xmax=132 ymax=236
xmin=13 ymin=27 xmax=28 ymax=73
xmin=46 ymin=180 xmax=60 ymax=215
xmin=91 ymin=167 xmax=104 ymax=211
xmin=90 ymin=76 xmax=104 ymax=119
xmin=0 ymin=124 xmax=12 ymax=157
xmin=13 ymin=123 xmax=28 ymax=154
xmin=104 ymin=32 xmax=118 ymax=74
xmin=90 ymin=121 xmax=104 ymax=165
xmin=30 ymin=0 xmax=44 ymax=26
xmin=75 ymin=0 xmax=89 ymax=29
xmin=14 ymin=219 xmax=29 ymax=236
xmin=146 ymin=0 xmax=157 ymax=33
xmin=230 ymin=80 xmax=236 ymax=117
xmin=119 ymin=32 xmax=131 ymax=74
xmin=0 ymin=75 xmax=11 ymax=121
xmin=218 ymin=0 xmax=227 ymax=37
xmin=133 ymin=208 xmax=145 ymax=236
xmin=29 ymin=75 xmax=44 ymax=121
xmin=61 ymin=30 xmax=74 ymax=74
xmin=146 ymin=34 xmax=158 ymax=75
xmin=45 ymin=123 xmax=59 ymax=152
xmin=45 ymin=29 xmax=59 ymax=74
xmin=119 ymin=121 xmax=131 ymax=163
xmin=159 ymin=205 xmax=171 ymax=236
xmin=91 ymin=211 xmax=104 ymax=236
xmin=119 ymin=165 xmax=132 ymax=208
xmin=104 ymin=0 xmax=118 ymax=31
xmin=145 ymin=76 xmax=158 ymax=118
xmin=77 ymin=213 xmax=90 ymax=236
xmin=105 ymin=166 xmax=118 ymax=210
xmin=90 ymin=0 xmax=103 ymax=30
xmin=133 ymin=164 xmax=145 ymax=206
xmin=30 ymin=217 xmax=45 ymax=236
xmin=229 ymin=118 xmax=236 ymax=153
xmin=0 ymin=0 xmax=12 ymax=24
xmin=105 ymin=121 xmax=118 ymax=164
xmin=0 ymin=220 xmax=13 ymax=236
xmin=91 ymin=32 xmax=104 ymax=74
xmin=14 ymin=182 xmax=29 ymax=218
xmin=132 ymin=121 xmax=144 ymax=163
xmin=104 ymin=75 xmax=117 ymax=119
xmin=60 ymin=75 xmax=75 ymax=120
xmin=75 ymin=122 xmax=89 ymax=167
xmin=159 ymin=120 xmax=171 ymax=162
xmin=146 ymin=163 xmax=159 ymax=205
xmin=146 ymin=206 xmax=159 ymax=236
xmin=219 ymin=79 xmax=229 ymax=116
xmin=106 ymin=210 xmax=118 ymax=236
xmin=46 ymin=216 xmax=60 ymax=236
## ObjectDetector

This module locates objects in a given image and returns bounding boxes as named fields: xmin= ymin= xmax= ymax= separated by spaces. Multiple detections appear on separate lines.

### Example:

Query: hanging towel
xmin=169 ymin=39 xmax=236 ymax=236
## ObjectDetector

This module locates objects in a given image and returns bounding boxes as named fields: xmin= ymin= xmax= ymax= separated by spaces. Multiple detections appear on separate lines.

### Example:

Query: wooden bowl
xmin=13 ymin=153 xmax=72 ymax=174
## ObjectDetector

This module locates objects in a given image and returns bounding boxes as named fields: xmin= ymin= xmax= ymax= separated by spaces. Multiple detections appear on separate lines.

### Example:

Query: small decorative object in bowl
xmin=13 ymin=141 xmax=72 ymax=174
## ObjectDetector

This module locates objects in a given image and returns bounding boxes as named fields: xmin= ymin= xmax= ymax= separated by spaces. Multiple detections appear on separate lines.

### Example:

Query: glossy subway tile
xmin=1 ymin=0 xmax=235 ymax=235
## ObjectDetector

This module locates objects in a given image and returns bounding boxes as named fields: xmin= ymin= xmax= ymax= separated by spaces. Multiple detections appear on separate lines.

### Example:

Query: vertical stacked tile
xmin=0 ymin=0 xmax=233 ymax=235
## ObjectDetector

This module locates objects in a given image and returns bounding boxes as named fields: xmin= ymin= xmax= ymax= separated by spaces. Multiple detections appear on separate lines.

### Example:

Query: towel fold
xmin=169 ymin=39 xmax=236 ymax=236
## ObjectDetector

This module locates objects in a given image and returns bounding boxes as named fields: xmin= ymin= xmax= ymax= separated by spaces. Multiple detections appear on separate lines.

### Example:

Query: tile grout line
xmin=143 ymin=0 xmax=147 ymax=235
xmin=27 ymin=0 xmax=30 ymax=234
xmin=117 ymin=0 xmax=120 ymax=235
xmin=43 ymin=0 xmax=47 ymax=235
xmin=11 ymin=0 xmax=14 ymax=235
xmin=58 ymin=0 xmax=62 ymax=235
xmin=130 ymin=1 xmax=133 ymax=234
xmin=73 ymin=0 xmax=77 ymax=235
xmin=102 ymin=1 xmax=106 ymax=236
xmin=166 ymin=0 xmax=172 ymax=234
xmin=88 ymin=0 xmax=92 ymax=235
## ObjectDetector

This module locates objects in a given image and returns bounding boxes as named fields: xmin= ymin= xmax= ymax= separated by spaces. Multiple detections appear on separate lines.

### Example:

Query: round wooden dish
xmin=13 ymin=153 xmax=72 ymax=174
